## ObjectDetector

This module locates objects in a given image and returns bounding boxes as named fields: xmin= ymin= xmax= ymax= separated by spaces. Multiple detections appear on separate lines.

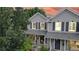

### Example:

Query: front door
xmin=55 ymin=39 xmax=60 ymax=50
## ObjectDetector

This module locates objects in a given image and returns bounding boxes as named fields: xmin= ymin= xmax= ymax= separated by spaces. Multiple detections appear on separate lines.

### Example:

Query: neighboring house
xmin=25 ymin=8 xmax=79 ymax=51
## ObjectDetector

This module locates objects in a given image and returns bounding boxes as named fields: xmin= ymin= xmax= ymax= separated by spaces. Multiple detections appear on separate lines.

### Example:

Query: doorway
xmin=55 ymin=39 xmax=60 ymax=50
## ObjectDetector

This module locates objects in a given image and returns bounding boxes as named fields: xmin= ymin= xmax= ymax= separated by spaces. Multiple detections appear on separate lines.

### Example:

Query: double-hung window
xmin=55 ymin=22 xmax=62 ymax=31
xmin=69 ymin=22 xmax=76 ymax=32
xmin=40 ymin=22 xmax=45 ymax=30
xmin=32 ymin=22 xmax=36 ymax=29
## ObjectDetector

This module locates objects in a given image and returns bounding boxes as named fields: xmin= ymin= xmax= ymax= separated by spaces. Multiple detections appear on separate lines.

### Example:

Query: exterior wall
xmin=29 ymin=14 xmax=47 ymax=22
xmin=47 ymin=22 xmax=53 ymax=32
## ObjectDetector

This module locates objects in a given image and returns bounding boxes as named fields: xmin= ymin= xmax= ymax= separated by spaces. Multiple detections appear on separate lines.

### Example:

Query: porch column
xmin=49 ymin=38 xmax=52 ymax=51
xmin=52 ymin=39 xmax=55 ymax=50
xmin=34 ymin=35 xmax=37 ymax=45
xmin=51 ymin=39 xmax=55 ymax=50
xmin=60 ymin=40 xmax=62 ymax=51
xmin=64 ymin=40 xmax=67 ymax=51
xmin=44 ymin=37 xmax=46 ymax=45
xmin=37 ymin=36 xmax=40 ymax=49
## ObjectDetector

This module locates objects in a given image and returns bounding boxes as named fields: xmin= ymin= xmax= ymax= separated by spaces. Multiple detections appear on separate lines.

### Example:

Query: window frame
xmin=40 ymin=22 xmax=45 ymax=30
xmin=69 ymin=22 xmax=76 ymax=32
xmin=32 ymin=22 xmax=36 ymax=29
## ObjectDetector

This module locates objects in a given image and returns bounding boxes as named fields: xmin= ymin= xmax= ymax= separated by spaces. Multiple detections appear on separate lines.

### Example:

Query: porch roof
xmin=24 ymin=30 xmax=47 ymax=35
xmin=45 ymin=32 xmax=79 ymax=40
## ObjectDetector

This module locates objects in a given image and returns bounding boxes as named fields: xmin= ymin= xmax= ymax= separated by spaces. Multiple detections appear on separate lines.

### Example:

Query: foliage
xmin=40 ymin=45 xmax=48 ymax=51
xmin=20 ymin=36 xmax=32 ymax=51
xmin=0 ymin=7 xmax=46 ymax=51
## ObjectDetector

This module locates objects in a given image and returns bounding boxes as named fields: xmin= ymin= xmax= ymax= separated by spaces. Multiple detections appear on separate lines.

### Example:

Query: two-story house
xmin=25 ymin=8 xmax=79 ymax=51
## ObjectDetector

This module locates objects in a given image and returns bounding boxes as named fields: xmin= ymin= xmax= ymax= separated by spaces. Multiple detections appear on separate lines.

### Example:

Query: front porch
xmin=32 ymin=35 xmax=69 ymax=51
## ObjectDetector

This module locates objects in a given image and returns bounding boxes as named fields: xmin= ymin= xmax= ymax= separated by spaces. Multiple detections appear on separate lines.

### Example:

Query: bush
xmin=40 ymin=45 xmax=48 ymax=51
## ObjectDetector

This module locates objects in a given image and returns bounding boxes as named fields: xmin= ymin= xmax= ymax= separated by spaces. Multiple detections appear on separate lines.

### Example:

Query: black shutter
xmin=30 ymin=23 xmax=32 ymax=29
xmin=53 ymin=22 xmax=55 ymax=31
xmin=62 ymin=22 xmax=64 ymax=31
xmin=66 ymin=22 xmax=69 ymax=31
xmin=39 ymin=22 xmax=40 ymax=29
xmin=76 ymin=22 xmax=79 ymax=32
xmin=45 ymin=22 xmax=47 ymax=30
xmin=36 ymin=22 xmax=37 ymax=29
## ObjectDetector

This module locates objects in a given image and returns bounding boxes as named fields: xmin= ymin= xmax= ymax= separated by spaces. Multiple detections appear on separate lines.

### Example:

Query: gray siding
xmin=29 ymin=12 xmax=48 ymax=22
xmin=47 ymin=22 xmax=53 ymax=32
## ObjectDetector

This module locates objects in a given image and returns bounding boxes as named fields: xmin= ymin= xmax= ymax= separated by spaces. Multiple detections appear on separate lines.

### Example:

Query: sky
xmin=42 ymin=7 xmax=79 ymax=16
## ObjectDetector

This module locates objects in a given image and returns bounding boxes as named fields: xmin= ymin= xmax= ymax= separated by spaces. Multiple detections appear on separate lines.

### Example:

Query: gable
xmin=28 ymin=12 xmax=48 ymax=22
xmin=50 ymin=9 xmax=79 ymax=22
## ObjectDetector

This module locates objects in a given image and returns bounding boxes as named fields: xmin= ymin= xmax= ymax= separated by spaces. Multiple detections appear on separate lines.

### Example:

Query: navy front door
xmin=55 ymin=39 xmax=60 ymax=50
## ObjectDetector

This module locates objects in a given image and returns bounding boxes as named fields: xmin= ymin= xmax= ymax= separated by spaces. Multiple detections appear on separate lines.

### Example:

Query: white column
xmin=39 ymin=36 xmax=40 ymax=45
xmin=34 ymin=35 xmax=37 ymax=45
xmin=51 ymin=39 xmax=55 ymax=49
xmin=60 ymin=40 xmax=62 ymax=51
xmin=49 ymin=38 xmax=52 ymax=51
xmin=52 ymin=39 xmax=55 ymax=50
xmin=64 ymin=40 xmax=67 ymax=51
xmin=44 ymin=37 xmax=46 ymax=45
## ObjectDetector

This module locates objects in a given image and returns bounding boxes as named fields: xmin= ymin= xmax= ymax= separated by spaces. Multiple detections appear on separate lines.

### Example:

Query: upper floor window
xmin=55 ymin=22 xmax=62 ymax=31
xmin=40 ymin=22 xmax=45 ymax=30
xmin=69 ymin=22 xmax=76 ymax=32
xmin=32 ymin=22 xmax=36 ymax=29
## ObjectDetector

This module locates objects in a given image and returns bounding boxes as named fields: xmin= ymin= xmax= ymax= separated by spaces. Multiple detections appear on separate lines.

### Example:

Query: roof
xmin=49 ymin=8 xmax=79 ymax=22
xmin=45 ymin=32 xmax=79 ymax=40
xmin=24 ymin=30 xmax=47 ymax=35
xmin=28 ymin=12 xmax=49 ymax=22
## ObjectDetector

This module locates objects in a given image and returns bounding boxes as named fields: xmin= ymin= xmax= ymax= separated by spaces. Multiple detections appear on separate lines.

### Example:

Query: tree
xmin=0 ymin=7 xmax=13 ymax=36
xmin=26 ymin=7 xmax=46 ymax=18
xmin=0 ymin=7 xmax=46 ymax=51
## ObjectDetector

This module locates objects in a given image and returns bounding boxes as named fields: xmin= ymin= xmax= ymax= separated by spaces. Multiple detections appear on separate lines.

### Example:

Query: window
xmin=40 ymin=22 xmax=45 ymax=30
xmin=32 ymin=22 xmax=36 ymax=29
xmin=69 ymin=40 xmax=79 ymax=50
xmin=69 ymin=22 xmax=76 ymax=32
xmin=55 ymin=22 xmax=62 ymax=31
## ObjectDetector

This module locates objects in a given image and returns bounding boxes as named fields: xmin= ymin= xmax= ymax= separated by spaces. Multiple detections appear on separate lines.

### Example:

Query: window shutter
xmin=36 ymin=22 xmax=37 ymax=29
xmin=66 ymin=22 xmax=69 ymax=31
xmin=45 ymin=22 xmax=47 ymax=30
xmin=62 ymin=22 xmax=64 ymax=31
xmin=30 ymin=23 xmax=32 ymax=29
xmin=53 ymin=22 xmax=55 ymax=31
xmin=76 ymin=22 xmax=79 ymax=32
xmin=39 ymin=22 xmax=40 ymax=29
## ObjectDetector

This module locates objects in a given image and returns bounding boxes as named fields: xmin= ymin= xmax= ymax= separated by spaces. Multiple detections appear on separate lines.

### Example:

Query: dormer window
xmin=40 ymin=22 xmax=45 ymax=30
xmin=32 ymin=22 xmax=36 ymax=29
xmin=55 ymin=22 xmax=62 ymax=31
xmin=69 ymin=22 xmax=76 ymax=32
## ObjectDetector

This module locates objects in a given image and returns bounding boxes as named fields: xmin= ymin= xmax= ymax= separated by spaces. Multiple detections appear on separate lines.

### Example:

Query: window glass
xmin=55 ymin=22 xmax=62 ymax=31
xmin=69 ymin=22 xmax=76 ymax=32
xmin=69 ymin=40 xmax=79 ymax=50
